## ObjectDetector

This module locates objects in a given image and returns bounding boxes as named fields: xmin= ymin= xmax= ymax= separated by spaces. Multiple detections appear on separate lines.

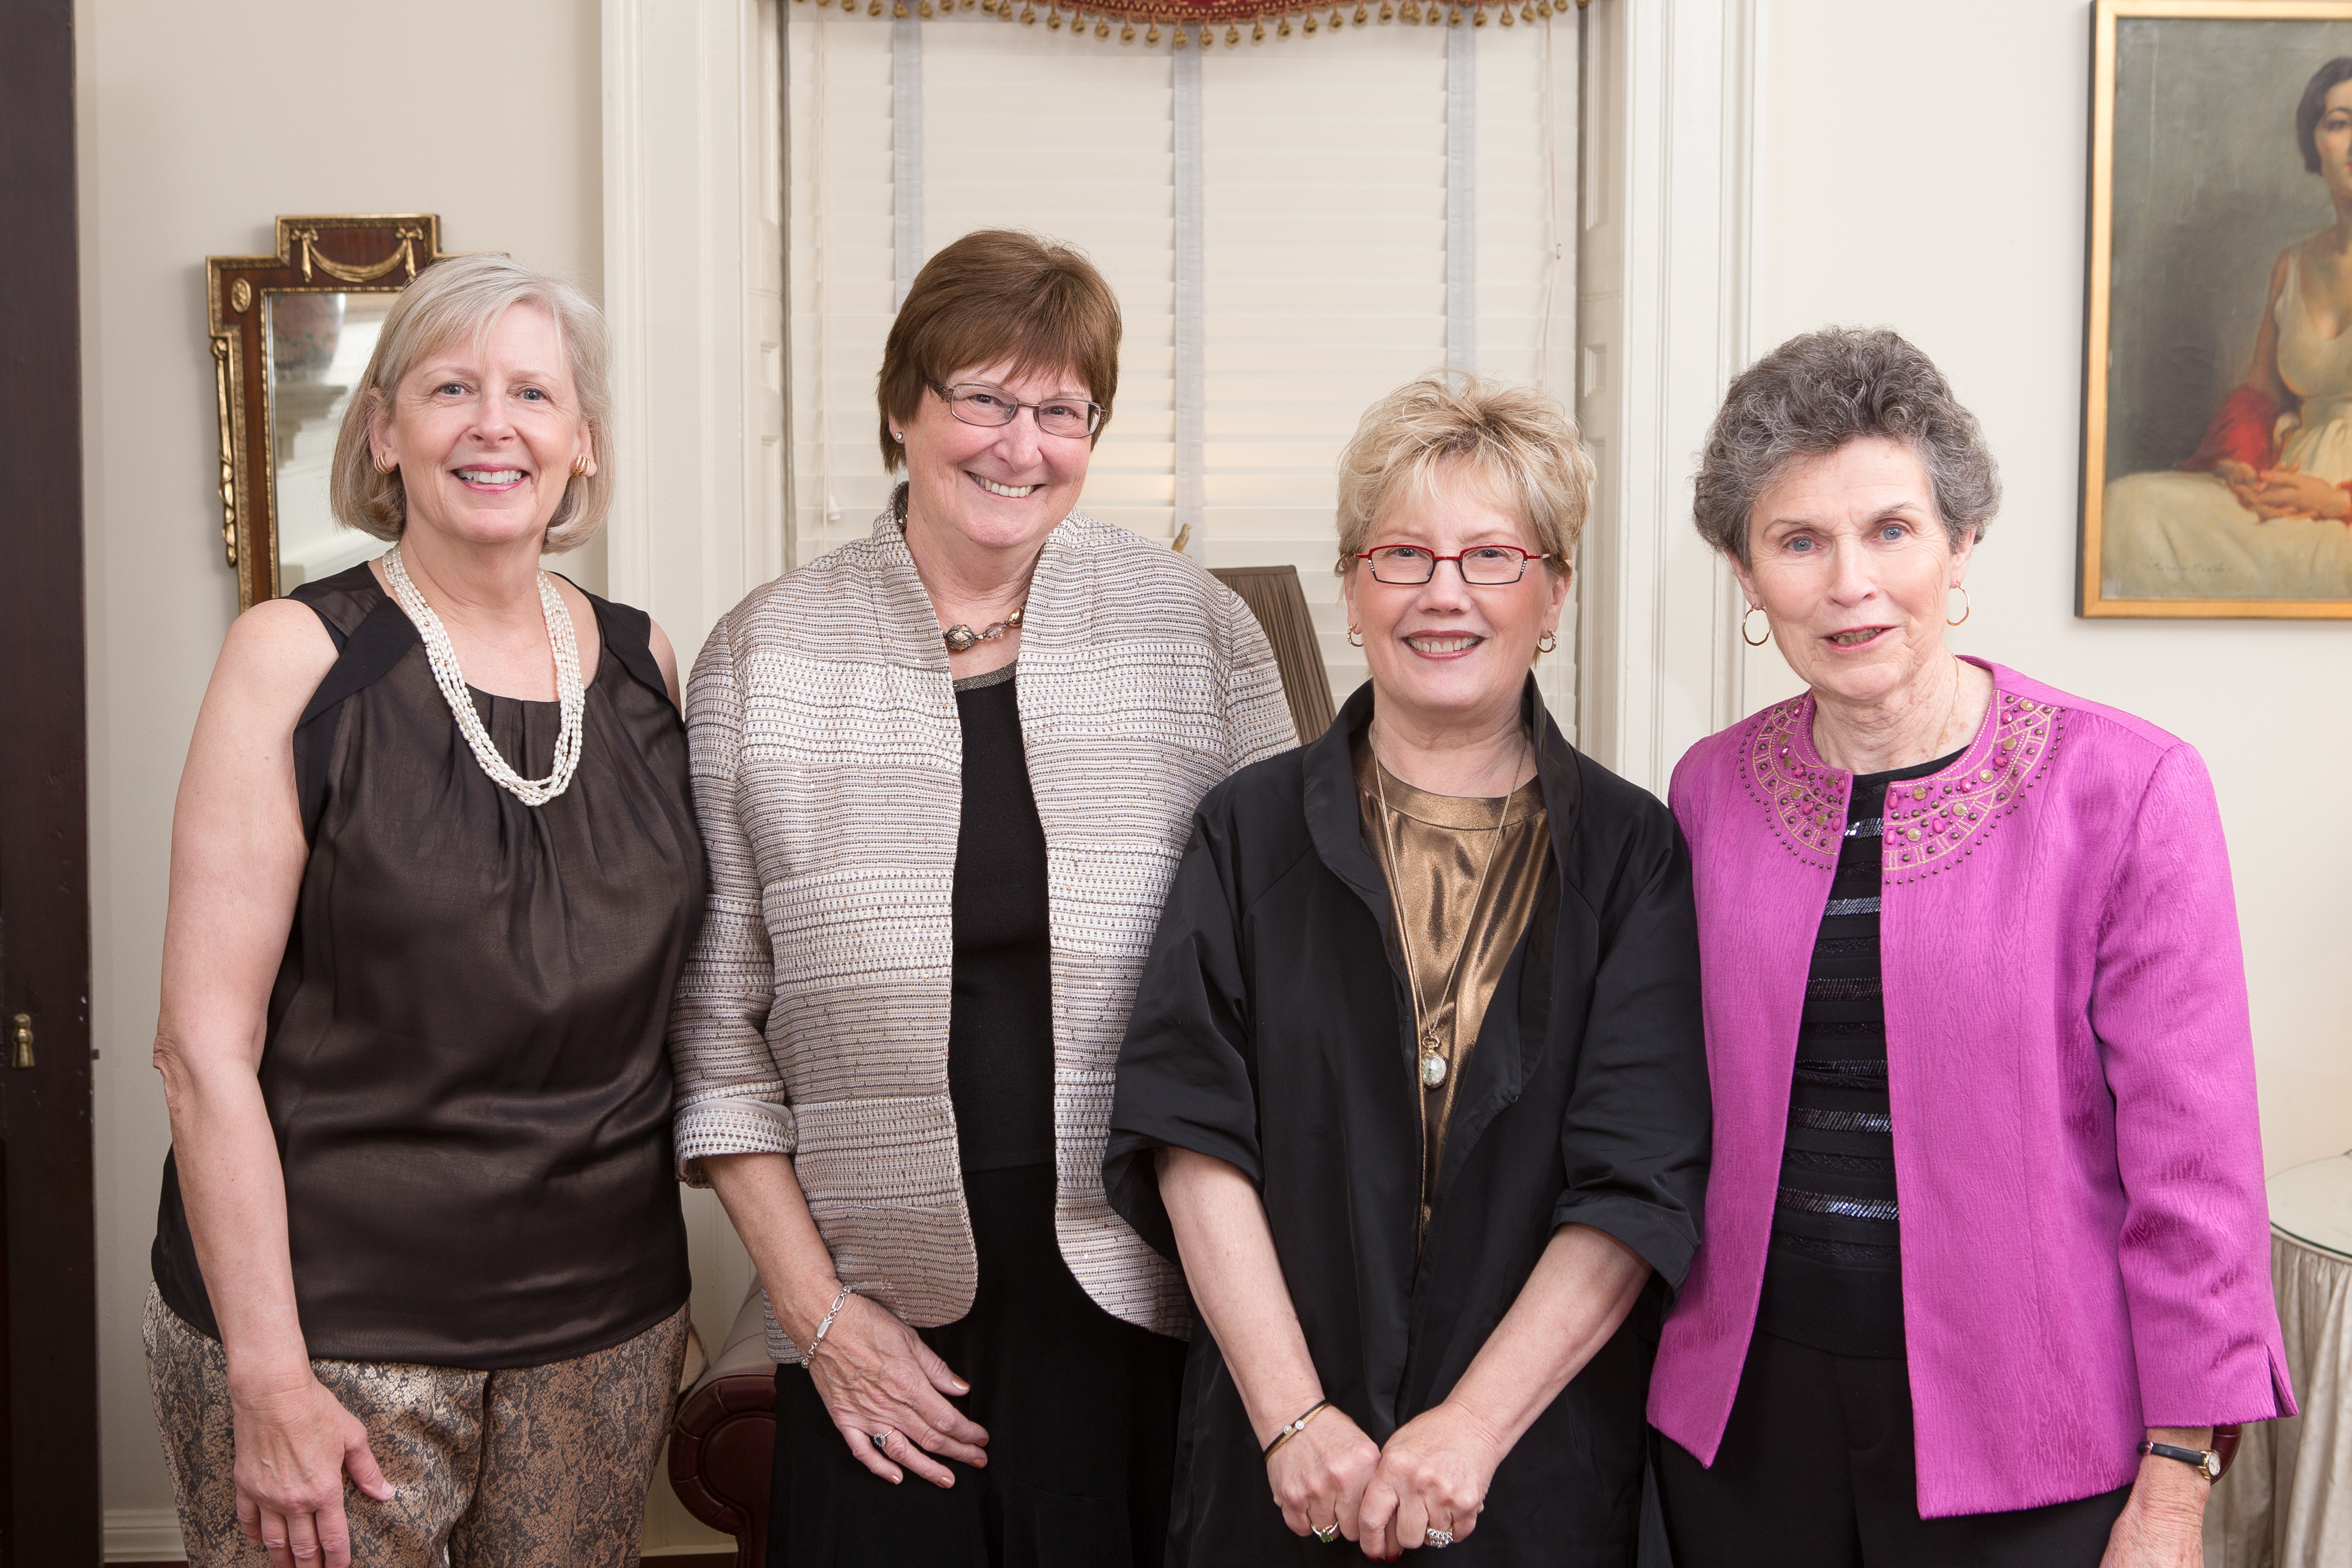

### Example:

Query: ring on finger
xmin=870 ymin=1429 xmax=893 ymax=1454
xmin=1425 ymin=1527 xmax=1456 ymax=1549
xmin=1313 ymin=1522 xmax=1339 ymax=1544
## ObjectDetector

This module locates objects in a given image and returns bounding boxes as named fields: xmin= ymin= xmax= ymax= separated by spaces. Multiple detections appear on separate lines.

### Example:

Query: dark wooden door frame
xmin=0 ymin=0 xmax=103 ymax=1562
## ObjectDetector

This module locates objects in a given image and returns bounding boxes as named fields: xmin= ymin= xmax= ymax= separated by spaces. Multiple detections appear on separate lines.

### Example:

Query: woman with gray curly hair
xmin=1647 ymin=328 xmax=2293 ymax=1568
xmin=146 ymin=253 xmax=702 ymax=1568
xmin=1107 ymin=373 xmax=1710 ymax=1563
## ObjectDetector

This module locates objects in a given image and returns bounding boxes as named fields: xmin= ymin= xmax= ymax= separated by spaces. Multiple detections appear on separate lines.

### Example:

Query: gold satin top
xmin=1353 ymin=734 xmax=1549 ymax=1233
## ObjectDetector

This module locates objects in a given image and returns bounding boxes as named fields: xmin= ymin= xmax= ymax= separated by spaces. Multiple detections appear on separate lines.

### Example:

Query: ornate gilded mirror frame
xmin=206 ymin=215 xmax=456 ymax=609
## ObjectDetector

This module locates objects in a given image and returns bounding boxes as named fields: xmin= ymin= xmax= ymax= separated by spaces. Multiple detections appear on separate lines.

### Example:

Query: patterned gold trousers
xmin=145 ymin=1285 xmax=689 ymax=1568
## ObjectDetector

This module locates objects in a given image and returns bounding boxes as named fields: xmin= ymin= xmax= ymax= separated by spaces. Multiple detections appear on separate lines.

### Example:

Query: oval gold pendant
xmin=1420 ymin=1052 xmax=1447 ymax=1088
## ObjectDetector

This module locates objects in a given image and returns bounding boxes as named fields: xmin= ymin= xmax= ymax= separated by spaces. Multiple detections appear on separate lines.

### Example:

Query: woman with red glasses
xmin=1106 ymin=373 xmax=1711 ymax=1564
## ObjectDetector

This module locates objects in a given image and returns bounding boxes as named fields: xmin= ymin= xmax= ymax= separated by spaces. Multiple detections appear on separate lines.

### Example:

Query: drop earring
xmin=1742 ymin=605 xmax=1770 ymax=646
xmin=1946 ymin=585 xmax=1971 ymax=627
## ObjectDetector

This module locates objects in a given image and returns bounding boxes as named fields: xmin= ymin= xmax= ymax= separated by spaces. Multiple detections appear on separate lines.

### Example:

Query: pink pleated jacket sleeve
xmin=1646 ymin=660 xmax=2294 ymax=1519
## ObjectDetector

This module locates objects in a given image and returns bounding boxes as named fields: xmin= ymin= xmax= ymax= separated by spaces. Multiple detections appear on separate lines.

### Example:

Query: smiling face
xmin=370 ymin=302 xmax=591 ymax=552
xmin=1341 ymin=463 xmax=1569 ymax=743
xmin=1735 ymin=435 xmax=1972 ymax=711
xmin=898 ymin=359 xmax=1094 ymax=560
xmin=2319 ymin=80 xmax=2352 ymax=201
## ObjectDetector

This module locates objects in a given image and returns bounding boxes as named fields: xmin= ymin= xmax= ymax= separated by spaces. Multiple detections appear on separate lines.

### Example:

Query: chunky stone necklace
xmin=941 ymin=604 xmax=1024 ymax=654
xmin=383 ymin=545 xmax=585 ymax=807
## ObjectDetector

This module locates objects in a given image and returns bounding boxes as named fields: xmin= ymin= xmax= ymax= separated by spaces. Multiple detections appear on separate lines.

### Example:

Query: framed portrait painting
xmin=2083 ymin=0 xmax=2352 ymax=617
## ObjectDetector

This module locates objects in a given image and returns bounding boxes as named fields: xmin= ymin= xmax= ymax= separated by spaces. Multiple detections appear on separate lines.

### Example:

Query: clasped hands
xmin=1268 ymin=1400 xmax=1501 ymax=1559
xmin=2214 ymin=458 xmax=2352 ymax=522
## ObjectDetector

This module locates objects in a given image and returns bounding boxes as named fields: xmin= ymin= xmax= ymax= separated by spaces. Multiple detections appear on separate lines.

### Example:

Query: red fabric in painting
xmin=2181 ymin=386 xmax=2281 ymax=471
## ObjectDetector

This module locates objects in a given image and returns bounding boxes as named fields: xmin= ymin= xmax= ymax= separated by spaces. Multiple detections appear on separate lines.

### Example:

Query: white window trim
xmin=602 ymin=0 xmax=788 ymax=672
xmin=1575 ymin=0 xmax=1760 ymax=793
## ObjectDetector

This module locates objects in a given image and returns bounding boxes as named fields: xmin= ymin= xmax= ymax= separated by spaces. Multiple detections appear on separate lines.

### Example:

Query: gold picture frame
xmin=206 ymin=215 xmax=456 ymax=610
xmin=2082 ymin=0 xmax=2352 ymax=618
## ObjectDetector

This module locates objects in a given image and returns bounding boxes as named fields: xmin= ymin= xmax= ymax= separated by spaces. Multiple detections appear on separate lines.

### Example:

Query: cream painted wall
xmin=1742 ymin=0 xmax=2352 ymax=1176
xmin=68 ymin=2 xmax=740 ymax=1555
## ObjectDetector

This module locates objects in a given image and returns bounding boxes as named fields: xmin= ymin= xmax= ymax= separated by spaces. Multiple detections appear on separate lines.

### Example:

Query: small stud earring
xmin=1346 ymin=626 xmax=1364 ymax=647
xmin=891 ymin=430 xmax=904 ymax=443
xmin=571 ymin=454 xmax=596 ymax=478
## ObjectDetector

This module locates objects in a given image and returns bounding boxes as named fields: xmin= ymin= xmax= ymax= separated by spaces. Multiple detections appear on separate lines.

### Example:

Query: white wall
xmin=68 ymin=2 xmax=733 ymax=1555
xmin=1743 ymin=0 xmax=2352 ymax=1175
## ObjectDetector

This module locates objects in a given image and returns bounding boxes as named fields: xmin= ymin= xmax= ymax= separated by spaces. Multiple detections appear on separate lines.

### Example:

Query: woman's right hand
xmin=805 ymin=1290 xmax=991 ymax=1488
xmin=230 ymin=1371 xmax=393 ymax=1568
xmin=1266 ymin=1405 xmax=1382 ymax=1545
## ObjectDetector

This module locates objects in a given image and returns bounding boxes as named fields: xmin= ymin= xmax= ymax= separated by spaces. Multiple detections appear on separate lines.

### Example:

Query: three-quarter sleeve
xmin=1217 ymin=584 xmax=1300 ymax=773
xmin=2092 ymin=742 xmax=2296 ymax=1425
xmin=1550 ymin=807 xmax=1712 ymax=1292
xmin=666 ymin=620 xmax=799 ymax=1184
xmin=1102 ymin=814 xmax=1264 ymax=1261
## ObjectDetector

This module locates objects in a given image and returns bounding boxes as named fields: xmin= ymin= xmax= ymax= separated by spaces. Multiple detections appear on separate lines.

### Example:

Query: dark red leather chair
xmin=669 ymin=1287 xmax=778 ymax=1568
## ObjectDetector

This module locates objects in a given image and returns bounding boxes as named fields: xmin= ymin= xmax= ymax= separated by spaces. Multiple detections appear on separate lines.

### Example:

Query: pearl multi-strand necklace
xmin=382 ymin=545 xmax=586 ymax=807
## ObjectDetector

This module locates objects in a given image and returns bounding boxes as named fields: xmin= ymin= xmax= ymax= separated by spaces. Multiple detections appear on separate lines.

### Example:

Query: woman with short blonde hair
xmin=1106 ymin=372 xmax=1710 ymax=1563
xmin=147 ymin=253 xmax=703 ymax=1568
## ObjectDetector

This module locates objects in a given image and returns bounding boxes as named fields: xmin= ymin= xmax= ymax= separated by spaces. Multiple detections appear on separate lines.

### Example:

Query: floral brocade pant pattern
xmin=144 ymin=1285 xmax=689 ymax=1568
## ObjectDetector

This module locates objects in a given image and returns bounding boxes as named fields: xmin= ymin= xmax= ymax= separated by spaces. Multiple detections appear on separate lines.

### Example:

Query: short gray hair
xmin=329 ymin=253 xmax=613 ymax=552
xmin=1693 ymin=327 xmax=1999 ymax=566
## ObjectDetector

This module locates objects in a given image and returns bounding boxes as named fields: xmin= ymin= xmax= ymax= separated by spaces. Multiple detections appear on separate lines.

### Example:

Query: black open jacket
xmin=1104 ymin=678 xmax=1710 ymax=1565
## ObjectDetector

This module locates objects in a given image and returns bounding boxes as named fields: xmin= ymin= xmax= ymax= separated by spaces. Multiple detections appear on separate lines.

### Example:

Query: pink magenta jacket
xmin=1647 ymin=659 xmax=2294 ymax=1518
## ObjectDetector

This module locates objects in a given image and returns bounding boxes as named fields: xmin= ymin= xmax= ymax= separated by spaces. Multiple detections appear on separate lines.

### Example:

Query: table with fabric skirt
xmin=2203 ymin=1152 xmax=2352 ymax=1568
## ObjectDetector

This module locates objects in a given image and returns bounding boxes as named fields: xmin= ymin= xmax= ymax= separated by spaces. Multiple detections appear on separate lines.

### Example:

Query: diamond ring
xmin=1425 ymin=1527 xmax=1455 ymax=1548
xmin=870 ymin=1429 xmax=892 ymax=1454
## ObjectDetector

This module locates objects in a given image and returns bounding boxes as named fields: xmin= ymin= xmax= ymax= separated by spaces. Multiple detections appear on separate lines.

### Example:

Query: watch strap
xmin=2140 ymin=1439 xmax=2223 ymax=1482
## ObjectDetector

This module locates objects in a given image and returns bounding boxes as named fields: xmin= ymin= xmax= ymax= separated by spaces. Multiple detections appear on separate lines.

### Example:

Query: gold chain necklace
xmin=1373 ymin=728 xmax=1528 ymax=1091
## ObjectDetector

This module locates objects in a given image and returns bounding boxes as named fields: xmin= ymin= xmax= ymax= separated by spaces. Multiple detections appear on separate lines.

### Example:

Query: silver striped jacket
xmin=669 ymin=509 xmax=1297 ymax=1354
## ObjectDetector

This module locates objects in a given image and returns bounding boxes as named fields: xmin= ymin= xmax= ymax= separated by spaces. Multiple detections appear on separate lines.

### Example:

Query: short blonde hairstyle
xmin=1334 ymin=373 xmax=1593 ymax=577
xmin=329 ymin=254 xmax=613 ymax=552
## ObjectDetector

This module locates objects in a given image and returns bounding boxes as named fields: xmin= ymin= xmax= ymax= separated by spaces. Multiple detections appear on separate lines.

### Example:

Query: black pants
xmin=768 ymin=1164 xmax=1186 ymax=1568
xmin=1654 ymin=1331 xmax=2130 ymax=1568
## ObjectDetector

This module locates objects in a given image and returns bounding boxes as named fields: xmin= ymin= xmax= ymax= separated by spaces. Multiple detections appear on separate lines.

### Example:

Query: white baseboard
xmin=105 ymin=1506 xmax=185 ymax=1560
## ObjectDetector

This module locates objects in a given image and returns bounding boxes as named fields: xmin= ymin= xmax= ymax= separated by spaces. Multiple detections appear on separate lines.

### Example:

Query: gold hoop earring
xmin=373 ymin=450 xmax=397 ymax=475
xmin=1346 ymin=626 xmax=1364 ymax=647
xmin=1946 ymin=586 xmax=1970 ymax=627
xmin=1537 ymin=630 xmax=1558 ymax=654
xmin=1742 ymin=605 xmax=1770 ymax=647
xmin=571 ymin=454 xmax=596 ymax=478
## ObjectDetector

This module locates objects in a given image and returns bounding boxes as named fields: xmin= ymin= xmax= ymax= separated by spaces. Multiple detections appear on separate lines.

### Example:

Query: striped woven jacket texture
xmin=670 ymin=510 xmax=1297 ymax=1353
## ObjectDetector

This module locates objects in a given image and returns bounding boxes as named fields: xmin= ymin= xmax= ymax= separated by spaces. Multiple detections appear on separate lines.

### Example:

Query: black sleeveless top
xmin=152 ymin=563 xmax=704 ymax=1369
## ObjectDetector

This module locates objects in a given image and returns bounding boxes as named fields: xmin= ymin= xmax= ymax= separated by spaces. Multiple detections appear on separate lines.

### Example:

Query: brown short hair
xmin=329 ymin=253 xmax=612 ymax=551
xmin=1334 ymin=373 xmax=1592 ymax=577
xmin=876 ymin=230 xmax=1121 ymax=471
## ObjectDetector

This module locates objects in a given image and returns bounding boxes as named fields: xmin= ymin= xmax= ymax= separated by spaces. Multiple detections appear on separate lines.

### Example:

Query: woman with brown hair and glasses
xmin=668 ymin=229 xmax=1297 ymax=1566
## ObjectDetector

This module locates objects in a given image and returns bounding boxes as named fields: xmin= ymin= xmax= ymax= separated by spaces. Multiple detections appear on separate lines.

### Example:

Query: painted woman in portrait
xmin=2103 ymin=56 xmax=2352 ymax=600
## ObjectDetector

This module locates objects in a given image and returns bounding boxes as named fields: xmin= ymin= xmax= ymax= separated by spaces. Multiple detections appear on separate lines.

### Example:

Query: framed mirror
xmin=206 ymin=216 xmax=455 ymax=608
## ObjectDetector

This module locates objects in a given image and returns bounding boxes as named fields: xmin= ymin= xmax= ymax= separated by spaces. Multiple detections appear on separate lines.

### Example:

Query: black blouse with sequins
xmin=1755 ymin=745 xmax=1963 ymax=1360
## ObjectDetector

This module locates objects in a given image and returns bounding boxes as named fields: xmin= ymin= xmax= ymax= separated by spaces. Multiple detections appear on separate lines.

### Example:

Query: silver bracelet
xmin=800 ymin=1283 xmax=855 ymax=1369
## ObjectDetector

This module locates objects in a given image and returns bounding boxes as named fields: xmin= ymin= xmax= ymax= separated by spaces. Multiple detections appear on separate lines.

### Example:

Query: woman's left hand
xmin=2098 ymin=1446 xmax=2210 ymax=1568
xmin=1356 ymin=1401 xmax=1504 ymax=1560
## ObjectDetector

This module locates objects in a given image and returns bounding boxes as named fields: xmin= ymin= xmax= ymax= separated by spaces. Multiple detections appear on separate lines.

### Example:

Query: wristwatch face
xmin=2200 ymin=1450 xmax=2224 ymax=1481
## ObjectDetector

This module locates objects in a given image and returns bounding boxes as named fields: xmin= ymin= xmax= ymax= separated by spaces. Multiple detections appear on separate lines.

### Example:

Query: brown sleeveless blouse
xmin=152 ymin=562 xmax=703 ymax=1368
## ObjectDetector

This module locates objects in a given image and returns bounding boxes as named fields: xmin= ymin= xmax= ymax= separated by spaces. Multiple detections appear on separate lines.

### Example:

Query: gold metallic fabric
xmin=144 ymin=1286 xmax=688 ymax=1568
xmin=1354 ymin=734 xmax=1548 ymax=1228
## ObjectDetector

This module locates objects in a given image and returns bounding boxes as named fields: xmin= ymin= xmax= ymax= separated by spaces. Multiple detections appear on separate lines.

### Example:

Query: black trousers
xmin=767 ymin=1164 xmax=1186 ymax=1568
xmin=1654 ymin=1331 xmax=2131 ymax=1568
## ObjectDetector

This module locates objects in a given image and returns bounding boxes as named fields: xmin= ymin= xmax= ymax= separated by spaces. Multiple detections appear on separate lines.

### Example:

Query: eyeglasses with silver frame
xmin=1354 ymin=544 xmax=1551 ymax=585
xmin=933 ymin=381 xmax=1103 ymax=439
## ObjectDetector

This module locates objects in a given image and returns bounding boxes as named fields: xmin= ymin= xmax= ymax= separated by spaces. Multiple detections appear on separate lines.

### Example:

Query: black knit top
xmin=1755 ymin=745 xmax=1963 ymax=1360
